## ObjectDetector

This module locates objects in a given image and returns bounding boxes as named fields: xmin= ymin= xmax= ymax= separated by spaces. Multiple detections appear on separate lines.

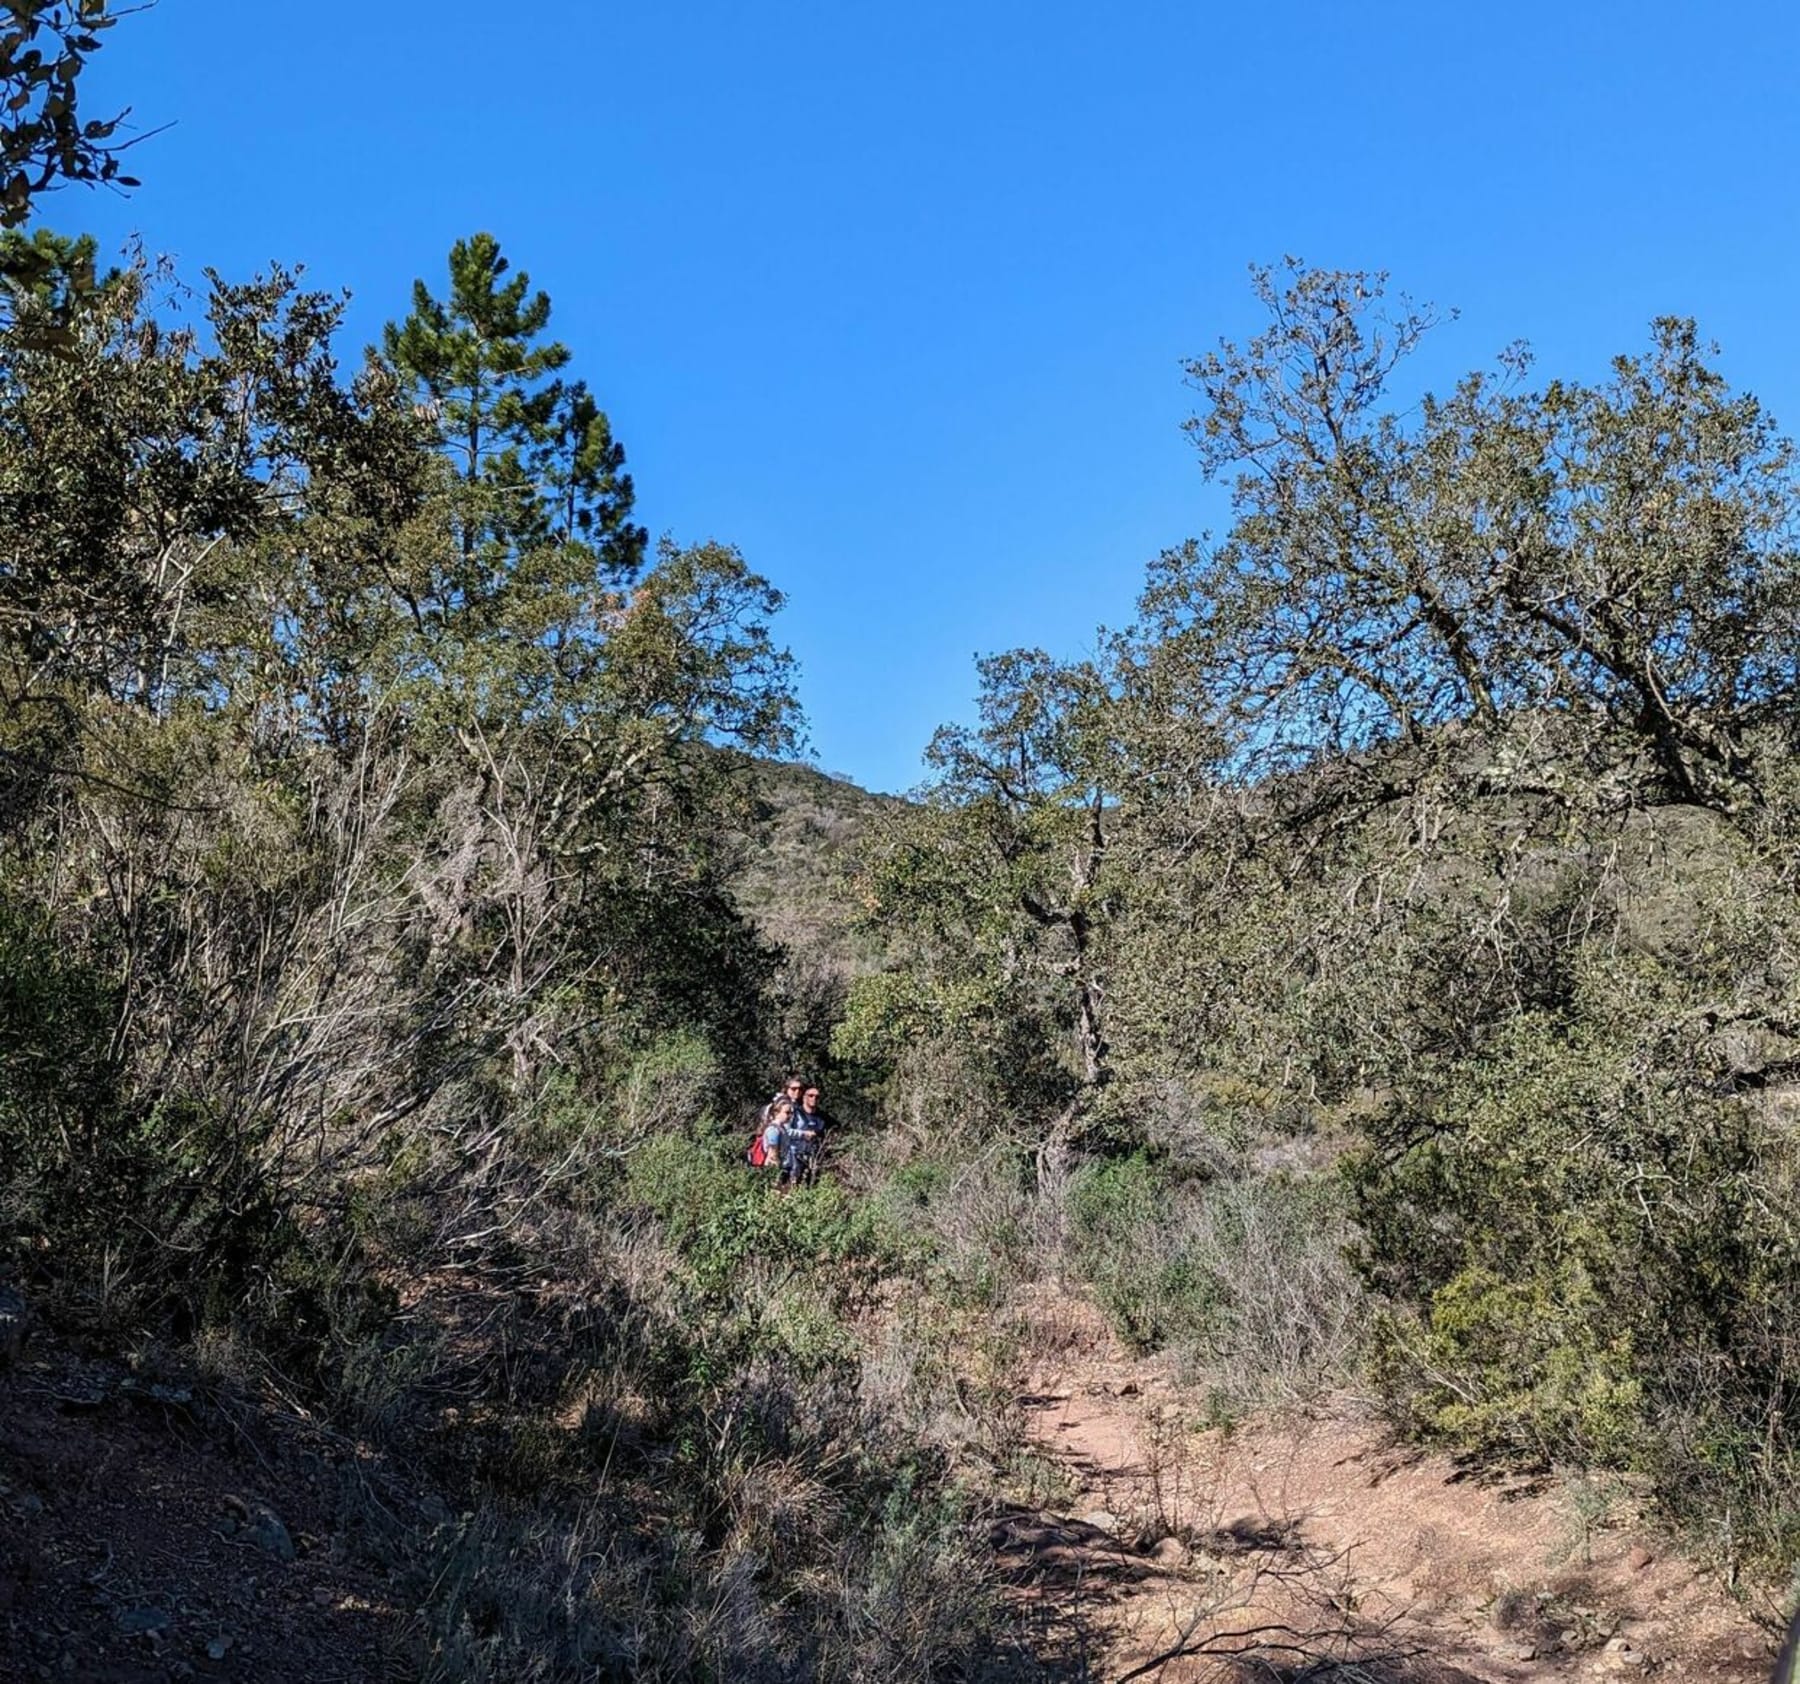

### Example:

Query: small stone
xmin=117 ymin=1607 xmax=171 ymax=1637
xmin=16 ymin=1492 xmax=42 ymax=1519
xmin=206 ymin=1635 xmax=233 ymax=1661
xmin=310 ymin=1586 xmax=334 ymax=1606
xmin=1079 ymin=1510 xmax=1118 ymax=1532
xmin=253 ymin=1515 xmax=295 ymax=1560
xmin=1150 ymin=1535 xmax=1188 ymax=1567
xmin=122 ymin=1379 xmax=194 ymax=1409
xmin=1495 ymin=1638 xmax=1537 ymax=1662
xmin=224 ymin=1494 xmax=295 ymax=1562
xmin=1625 ymin=1545 xmax=1653 ymax=1572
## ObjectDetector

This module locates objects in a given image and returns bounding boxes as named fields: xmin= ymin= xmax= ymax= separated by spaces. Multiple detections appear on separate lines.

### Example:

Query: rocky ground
xmin=0 ymin=1328 xmax=412 ymax=1683
xmin=994 ymin=1292 xmax=1782 ymax=1683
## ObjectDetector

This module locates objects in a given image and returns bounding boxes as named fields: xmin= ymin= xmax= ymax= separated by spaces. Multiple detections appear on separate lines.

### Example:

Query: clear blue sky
xmin=70 ymin=1 xmax=1800 ymax=791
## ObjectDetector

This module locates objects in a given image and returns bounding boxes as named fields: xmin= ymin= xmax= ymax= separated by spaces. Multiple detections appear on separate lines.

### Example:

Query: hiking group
xmin=746 ymin=1075 xmax=833 ymax=1186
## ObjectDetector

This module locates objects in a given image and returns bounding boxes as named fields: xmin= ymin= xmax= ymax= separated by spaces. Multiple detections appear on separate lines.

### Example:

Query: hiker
xmin=785 ymin=1083 xmax=832 ymax=1186
xmin=750 ymin=1096 xmax=793 ymax=1175
xmin=772 ymin=1074 xmax=804 ymax=1113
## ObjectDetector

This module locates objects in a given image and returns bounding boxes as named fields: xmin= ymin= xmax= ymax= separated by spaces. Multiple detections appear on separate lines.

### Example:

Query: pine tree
xmin=537 ymin=378 xmax=646 ymax=581
xmin=382 ymin=233 xmax=644 ymax=586
xmin=382 ymin=232 xmax=567 ymax=554
xmin=0 ymin=227 xmax=112 ymax=329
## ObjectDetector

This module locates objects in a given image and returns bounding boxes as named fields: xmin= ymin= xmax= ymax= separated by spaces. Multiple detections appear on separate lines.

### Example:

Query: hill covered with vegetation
xmin=729 ymin=758 xmax=908 ymax=1092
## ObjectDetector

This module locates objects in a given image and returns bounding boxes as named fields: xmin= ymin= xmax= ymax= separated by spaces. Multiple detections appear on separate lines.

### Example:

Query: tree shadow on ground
xmin=991 ymin=1508 xmax=1169 ymax=1595
xmin=987 ymin=1497 xmax=1519 ymax=1684
xmin=1210 ymin=1659 xmax=1492 ymax=1683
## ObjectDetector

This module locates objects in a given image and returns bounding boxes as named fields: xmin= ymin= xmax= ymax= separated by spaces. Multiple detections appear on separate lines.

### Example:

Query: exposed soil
xmin=997 ymin=1291 xmax=1780 ymax=1684
xmin=1 ymin=1288 xmax=1784 ymax=1684
xmin=0 ymin=1338 xmax=414 ymax=1683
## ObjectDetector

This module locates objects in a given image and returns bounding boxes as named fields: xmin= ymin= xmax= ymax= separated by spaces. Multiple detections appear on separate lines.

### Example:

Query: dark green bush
xmin=1352 ymin=954 xmax=1800 ymax=1565
xmin=1068 ymin=1154 xmax=1218 ymax=1351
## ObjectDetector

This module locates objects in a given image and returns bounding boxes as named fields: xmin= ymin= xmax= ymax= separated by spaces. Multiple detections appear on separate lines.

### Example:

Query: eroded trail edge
xmin=996 ymin=1293 xmax=1777 ymax=1684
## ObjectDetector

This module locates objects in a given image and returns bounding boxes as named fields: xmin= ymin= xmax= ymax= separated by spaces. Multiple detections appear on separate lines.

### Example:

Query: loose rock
xmin=1599 ymin=1635 xmax=1647 ymax=1671
xmin=223 ymin=1494 xmax=295 ymax=1562
xmin=116 ymin=1607 xmax=171 ymax=1637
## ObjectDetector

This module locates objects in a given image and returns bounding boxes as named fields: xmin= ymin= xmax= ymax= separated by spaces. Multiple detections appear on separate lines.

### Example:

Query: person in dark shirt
xmin=786 ymin=1084 xmax=833 ymax=1186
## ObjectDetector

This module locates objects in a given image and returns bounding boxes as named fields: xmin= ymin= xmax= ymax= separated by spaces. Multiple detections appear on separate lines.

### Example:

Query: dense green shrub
xmin=1353 ymin=948 xmax=1800 ymax=1563
xmin=1068 ymin=1155 xmax=1215 ymax=1351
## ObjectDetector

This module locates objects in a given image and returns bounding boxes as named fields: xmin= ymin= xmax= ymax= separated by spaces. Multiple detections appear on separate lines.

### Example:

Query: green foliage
xmin=627 ymin=1129 xmax=897 ymax=1307
xmin=0 ymin=224 xmax=110 ymax=327
xmin=21 ymin=192 xmax=1800 ymax=1652
xmin=729 ymin=759 xmax=903 ymax=1090
xmin=0 ymin=238 xmax=799 ymax=1344
xmin=840 ymin=259 xmax=1800 ymax=1577
xmin=840 ymin=649 xmax=1127 ymax=1130
xmin=1153 ymin=261 xmax=1800 ymax=817
xmin=1350 ymin=934 xmax=1800 ymax=1558
xmin=878 ymin=1147 xmax=1036 ymax=1307
xmin=1372 ymin=1264 xmax=1643 ymax=1466
xmin=0 ymin=3 xmax=138 ymax=229
xmin=383 ymin=230 xmax=645 ymax=581
xmin=1064 ymin=1153 xmax=1364 ymax=1411
xmin=0 ymin=890 xmax=324 ymax=1334
xmin=384 ymin=230 xmax=569 ymax=482
xmin=0 ymin=217 xmax=1044 ymax=1682
xmin=1068 ymin=1155 xmax=1213 ymax=1351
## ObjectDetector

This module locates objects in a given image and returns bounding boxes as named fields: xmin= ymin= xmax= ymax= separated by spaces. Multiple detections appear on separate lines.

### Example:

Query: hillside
xmin=731 ymin=758 xmax=906 ymax=969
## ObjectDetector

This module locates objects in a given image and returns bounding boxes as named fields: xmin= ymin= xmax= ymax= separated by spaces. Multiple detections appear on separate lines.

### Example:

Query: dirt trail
xmin=995 ymin=1292 xmax=1777 ymax=1684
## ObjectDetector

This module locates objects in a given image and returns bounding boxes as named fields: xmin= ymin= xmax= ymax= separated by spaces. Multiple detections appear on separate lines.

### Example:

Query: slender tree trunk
xmin=1070 ymin=786 xmax=1109 ymax=1090
xmin=1072 ymin=924 xmax=1104 ymax=1087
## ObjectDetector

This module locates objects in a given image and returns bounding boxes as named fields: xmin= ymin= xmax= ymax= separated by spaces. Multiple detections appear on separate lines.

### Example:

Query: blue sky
xmin=70 ymin=1 xmax=1800 ymax=791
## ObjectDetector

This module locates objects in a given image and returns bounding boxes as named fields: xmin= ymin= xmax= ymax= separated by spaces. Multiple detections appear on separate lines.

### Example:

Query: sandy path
xmin=995 ymin=1295 xmax=1777 ymax=1684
